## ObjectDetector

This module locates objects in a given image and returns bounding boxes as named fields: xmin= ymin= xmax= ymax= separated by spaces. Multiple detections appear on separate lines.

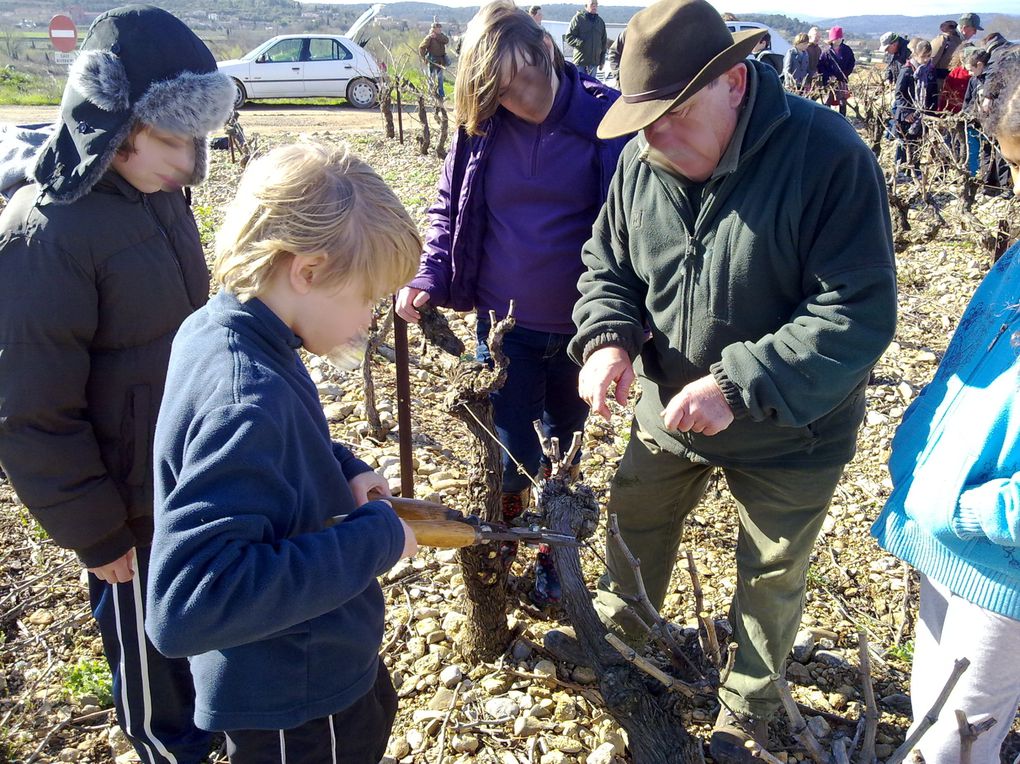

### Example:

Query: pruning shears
xmin=329 ymin=496 xmax=580 ymax=550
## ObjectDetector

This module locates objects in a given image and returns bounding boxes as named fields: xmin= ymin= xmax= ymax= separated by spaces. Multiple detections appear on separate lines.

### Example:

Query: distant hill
xmin=812 ymin=13 xmax=1020 ymax=41
xmin=4 ymin=0 xmax=1015 ymax=47
xmin=373 ymin=2 xmax=643 ymax=23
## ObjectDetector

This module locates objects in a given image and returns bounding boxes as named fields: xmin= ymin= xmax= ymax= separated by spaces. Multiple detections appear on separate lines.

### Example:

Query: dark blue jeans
xmin=476 ymin=317 xmax=588 ymax=493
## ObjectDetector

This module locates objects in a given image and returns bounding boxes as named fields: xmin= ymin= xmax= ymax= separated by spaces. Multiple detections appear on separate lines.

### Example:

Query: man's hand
xmin=395 ymin=287 xmax=430 ymax=324
xmin=578 ymin=346 xmax=635 ymax=421
xmin=661 ymin=374 xmax=734 ymax=436
xmin=351 ymin=470 xmax=391 ymax=506
xmin=88 ymin=548 xmax=136 ymax=584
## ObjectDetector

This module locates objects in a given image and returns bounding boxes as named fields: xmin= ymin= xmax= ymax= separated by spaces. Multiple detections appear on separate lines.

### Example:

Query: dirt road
xmin=0 ymin=102 xmax=401 ymax=136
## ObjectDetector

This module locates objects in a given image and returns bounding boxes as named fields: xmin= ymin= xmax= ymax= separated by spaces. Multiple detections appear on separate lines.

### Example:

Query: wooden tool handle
xmin=404 ymin=517 xmax=478 ymax=549
xmin=388 ymin=500 xmax=465 ymax=525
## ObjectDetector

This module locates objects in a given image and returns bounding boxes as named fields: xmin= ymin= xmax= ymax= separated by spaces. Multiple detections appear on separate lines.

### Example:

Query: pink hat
xmin=828 ymin=26 xmax=843 ymax=41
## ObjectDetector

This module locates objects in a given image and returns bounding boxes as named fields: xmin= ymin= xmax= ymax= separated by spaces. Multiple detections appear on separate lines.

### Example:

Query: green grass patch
xmin=805 ymin=565 xmax=834 ymax=590
xmin=19 ymin=508 xmax=48 ymax=541
xmin=239 ymin=96 xmax=355 ymax=107
xmin=192 ymin=204 xmax=219 ymax=247
xmin=63 ymin=658 xmax=113 ymax=707
xmin=0 ymin=65 xmax=62 ymax=105
xmin=886 ymin=639 xmax=914 ymax=665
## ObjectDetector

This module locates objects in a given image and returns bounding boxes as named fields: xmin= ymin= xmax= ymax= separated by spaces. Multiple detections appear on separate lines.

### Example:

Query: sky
xmin=708 ymin=0 xmax=1020 ymax=13
xmin=300 ymin=0 xmax=1020 ymax=15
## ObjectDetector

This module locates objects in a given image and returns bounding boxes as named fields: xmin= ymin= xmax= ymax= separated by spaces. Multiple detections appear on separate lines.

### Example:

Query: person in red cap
xmin=566 ymin=0 xmax=896 ymax=760
xmin=817 ymin=26 xmax=855 ymax=115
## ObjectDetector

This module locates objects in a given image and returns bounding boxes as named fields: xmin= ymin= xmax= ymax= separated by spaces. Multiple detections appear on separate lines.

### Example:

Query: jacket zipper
xmin=530 ymin=124 xmax=541 ymax=178
xmin=141 ymin=195 xmax=187 ymax=289
xmin=680 ymin=252 xmax=696 ymax=381
xmin=915 ymin=308 xmax=1020 ymax=452
xmin=671 ymin=185 xmax=696 ymax=382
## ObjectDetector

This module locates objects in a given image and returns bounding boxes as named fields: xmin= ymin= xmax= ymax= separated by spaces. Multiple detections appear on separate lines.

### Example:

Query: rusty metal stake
xmin=395 ymin=82 xmax=404 ymax=144
xmin=393 ymin=302 xmax=413 ymax=498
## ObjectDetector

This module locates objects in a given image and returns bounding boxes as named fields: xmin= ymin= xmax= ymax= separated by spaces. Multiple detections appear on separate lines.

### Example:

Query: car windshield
xmin=240 ymin=42 xmax=272 ymax=61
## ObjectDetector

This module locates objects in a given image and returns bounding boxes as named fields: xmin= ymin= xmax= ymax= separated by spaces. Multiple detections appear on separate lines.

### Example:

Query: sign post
xmin=48 ymin=14 xmax=78 ymax=54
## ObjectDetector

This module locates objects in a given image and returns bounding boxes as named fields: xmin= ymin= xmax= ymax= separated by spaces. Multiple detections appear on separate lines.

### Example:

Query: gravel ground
xmin=1 ymin=117 xmax=1019 ymax=764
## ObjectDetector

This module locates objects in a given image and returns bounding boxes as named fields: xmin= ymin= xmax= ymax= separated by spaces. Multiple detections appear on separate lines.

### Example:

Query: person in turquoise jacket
xmin=872 ymin=57 xmax=1020 ymax=764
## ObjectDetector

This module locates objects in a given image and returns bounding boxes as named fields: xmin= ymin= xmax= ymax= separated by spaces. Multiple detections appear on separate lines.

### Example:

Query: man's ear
xmin=288 ymin=253 xmax=327 ymax=294
xmin=726 ymin=63 xmax=748 ymax=108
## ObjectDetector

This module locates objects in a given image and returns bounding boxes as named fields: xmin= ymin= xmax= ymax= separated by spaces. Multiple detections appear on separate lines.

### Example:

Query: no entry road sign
xmin=48 ymin=15 xmax=78 ymax=53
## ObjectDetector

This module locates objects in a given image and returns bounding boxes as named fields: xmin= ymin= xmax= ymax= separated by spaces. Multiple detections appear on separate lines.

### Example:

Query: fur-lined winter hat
xmin=32 ymin=4 xmax=234 ymax=204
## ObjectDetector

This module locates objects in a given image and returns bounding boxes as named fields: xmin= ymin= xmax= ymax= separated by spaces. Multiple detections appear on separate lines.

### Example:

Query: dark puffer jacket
xmin=0 ymin=173 xmax=209 ymax=566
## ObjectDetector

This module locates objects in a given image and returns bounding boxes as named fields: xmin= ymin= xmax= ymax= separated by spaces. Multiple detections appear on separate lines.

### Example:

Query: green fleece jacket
xmin=571 ymin=63 xmax=897 ymax=468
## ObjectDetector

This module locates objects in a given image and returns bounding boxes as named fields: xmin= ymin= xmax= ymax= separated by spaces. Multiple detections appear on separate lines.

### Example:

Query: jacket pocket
xmin=705 ymin=213 xmax=742 ymax=324
xmin=121 ymin=385 xmax=152 ymax=487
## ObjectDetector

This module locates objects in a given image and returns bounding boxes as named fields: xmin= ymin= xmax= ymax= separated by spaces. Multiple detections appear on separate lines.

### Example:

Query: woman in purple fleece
xmin=396 ymin=0 xmax=628 ymax=607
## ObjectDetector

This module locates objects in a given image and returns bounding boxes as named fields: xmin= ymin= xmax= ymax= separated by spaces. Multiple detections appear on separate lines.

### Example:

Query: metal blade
xmin=476 ymin=528 xmax=581 ymax=548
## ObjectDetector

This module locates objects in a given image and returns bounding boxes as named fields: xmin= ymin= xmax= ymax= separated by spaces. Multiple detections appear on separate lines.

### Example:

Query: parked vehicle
xmin=542 ymin=17 xmax=790 ymax=84
xmin=217 ymin=5 xmax=384 ymax=109
xmin=725 ymin=21 xmax=792 ymax=56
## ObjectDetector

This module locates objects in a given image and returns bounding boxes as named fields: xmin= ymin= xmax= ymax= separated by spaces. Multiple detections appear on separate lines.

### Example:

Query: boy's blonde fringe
xmin=213 ymin=141 xmax=421 ymax=301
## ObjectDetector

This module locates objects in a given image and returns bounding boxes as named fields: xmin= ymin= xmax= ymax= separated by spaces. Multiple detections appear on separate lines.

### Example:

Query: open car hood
xmin=346 ymin=4 xmax=383 ymax=47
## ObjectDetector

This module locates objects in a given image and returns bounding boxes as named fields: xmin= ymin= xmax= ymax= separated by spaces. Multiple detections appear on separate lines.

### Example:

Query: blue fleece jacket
xmin=145 ymin=290 xmax=405 ymax=731
xmin=872 ymin=241 xmax=1020 ymax=620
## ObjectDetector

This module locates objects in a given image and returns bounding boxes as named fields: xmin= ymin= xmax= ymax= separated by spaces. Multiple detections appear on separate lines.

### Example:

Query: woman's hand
xmin=396 ymin=287 xmax=431 ymax=323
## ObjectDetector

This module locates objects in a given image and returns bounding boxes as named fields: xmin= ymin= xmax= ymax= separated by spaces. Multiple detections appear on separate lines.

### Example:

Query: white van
xmin=541 ymin=18 xmax=792 ymax=83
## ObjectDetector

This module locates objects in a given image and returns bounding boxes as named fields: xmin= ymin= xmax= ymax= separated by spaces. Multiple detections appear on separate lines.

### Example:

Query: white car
xmin=218 ymin=5 xmax=384 ymax=109
xmin=725 ymin=21 xmax=792 ymax=56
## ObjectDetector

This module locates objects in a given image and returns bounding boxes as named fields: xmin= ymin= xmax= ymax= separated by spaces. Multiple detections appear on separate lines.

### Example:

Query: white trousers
xmin=909 ymin=574 xmax=1020 ymax=763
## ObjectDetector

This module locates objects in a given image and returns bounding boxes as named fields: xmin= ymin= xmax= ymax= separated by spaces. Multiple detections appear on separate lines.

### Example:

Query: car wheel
xmin=346 ymin=77 xmax=378 ymax=109
xmin=232 ymin=79 xmax=247 ymax=109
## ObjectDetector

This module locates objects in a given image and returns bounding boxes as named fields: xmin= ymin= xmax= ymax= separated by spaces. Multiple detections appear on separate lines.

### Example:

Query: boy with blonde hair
xmin=145 ymin=141 xmax=420 ymax=763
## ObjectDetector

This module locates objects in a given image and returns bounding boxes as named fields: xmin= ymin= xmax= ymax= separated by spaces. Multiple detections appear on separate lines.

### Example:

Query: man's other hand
xmin=661 ymin=374 xmax=734 ymax=436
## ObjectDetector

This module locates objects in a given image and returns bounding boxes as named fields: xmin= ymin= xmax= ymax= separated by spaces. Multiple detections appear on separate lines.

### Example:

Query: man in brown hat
xmin=567 ymin=0 xmax=897 ymax=759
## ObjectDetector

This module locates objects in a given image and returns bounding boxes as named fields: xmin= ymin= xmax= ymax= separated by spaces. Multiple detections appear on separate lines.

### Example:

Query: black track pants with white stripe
xmin=88 ymin=545 xmax=213 ymax=764
xmin=224 ymin=662 xmax=398 ymax=764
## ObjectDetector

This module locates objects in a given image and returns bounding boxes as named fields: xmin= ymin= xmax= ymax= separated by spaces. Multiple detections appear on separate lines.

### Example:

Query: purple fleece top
xmin=476 ymin=75 xmax=599 ymax=332
xmin=818 ymin=42 xmax=856 ymax=83
xmin=407 ymin=62 xmax=630 ymax=329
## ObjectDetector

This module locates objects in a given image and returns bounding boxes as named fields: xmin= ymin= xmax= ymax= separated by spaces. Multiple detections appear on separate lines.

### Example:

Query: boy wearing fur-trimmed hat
xmin=0 ymin=5 xmax=234 ymax=762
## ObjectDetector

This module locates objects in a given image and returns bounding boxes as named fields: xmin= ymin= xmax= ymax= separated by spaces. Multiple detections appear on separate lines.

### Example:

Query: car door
xmin=303 ymin=38 xmax=353 ymax=97
xmin=249 ymin=38 xmax=306 ymax=98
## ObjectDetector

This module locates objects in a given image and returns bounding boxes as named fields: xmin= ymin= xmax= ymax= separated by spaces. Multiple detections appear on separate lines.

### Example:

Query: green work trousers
xmin=595 ymin=421 xmax=844 ymax=718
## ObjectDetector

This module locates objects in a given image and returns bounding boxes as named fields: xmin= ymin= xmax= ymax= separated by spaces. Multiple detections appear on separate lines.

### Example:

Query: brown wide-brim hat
xmin=598 ymin=0 xmax=766 ymax=139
